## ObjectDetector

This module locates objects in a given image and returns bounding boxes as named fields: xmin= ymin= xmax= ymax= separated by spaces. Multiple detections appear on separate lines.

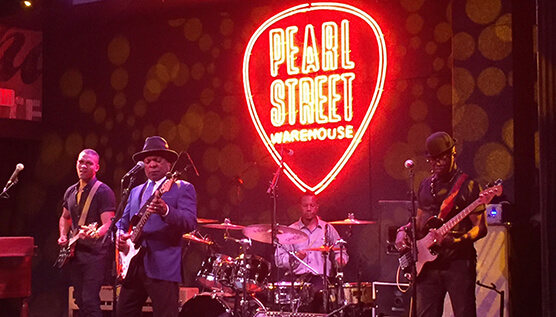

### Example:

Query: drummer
xmin=275 ymin=191 xmax=349 ymax=289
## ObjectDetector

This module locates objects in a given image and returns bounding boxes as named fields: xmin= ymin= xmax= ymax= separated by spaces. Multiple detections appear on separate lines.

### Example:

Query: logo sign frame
xmin=243 ymin=2 xmax=387 ymax=194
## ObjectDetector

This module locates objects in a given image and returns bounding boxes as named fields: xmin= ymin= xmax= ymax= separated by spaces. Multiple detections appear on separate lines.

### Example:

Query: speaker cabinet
xmin=372 ymin=281 xmax=410 ymax=317
xmin=378 ymin=200 xmax=411 ymax=282
xmin=443 ymin=224 xmax=510 ymax=316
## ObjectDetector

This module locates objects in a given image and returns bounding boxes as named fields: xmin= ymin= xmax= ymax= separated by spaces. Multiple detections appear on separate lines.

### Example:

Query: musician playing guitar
xmin=57 ymin=149 xmax=116 ymax=317
xmin=116 ymin=136 xmax=197 ymax=317
xmin=395 ymin=132 xmax=488 ymax=317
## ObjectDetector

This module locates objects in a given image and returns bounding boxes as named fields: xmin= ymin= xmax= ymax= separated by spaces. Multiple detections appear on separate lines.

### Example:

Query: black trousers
xmin=416 ymin=258 xmax=477 ymax=317
xmin=116 ymin=261 xmax=179 ymax=317
xmin=71 ymin=257 xmax=107 ymax=317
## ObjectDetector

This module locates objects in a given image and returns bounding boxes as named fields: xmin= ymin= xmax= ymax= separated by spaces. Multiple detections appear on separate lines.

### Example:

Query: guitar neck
xmin=130 ymin=180 xmax=172 ymax=243
xmin=68 ymin=234 xmax=80 ymax=246
xmin=437 ymin=199 xmax=482 ymax=236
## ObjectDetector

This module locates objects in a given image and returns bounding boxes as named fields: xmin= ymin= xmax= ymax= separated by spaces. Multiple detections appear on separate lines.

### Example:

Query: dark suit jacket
xmin=118 ymin=178 xmax=197 ymax=282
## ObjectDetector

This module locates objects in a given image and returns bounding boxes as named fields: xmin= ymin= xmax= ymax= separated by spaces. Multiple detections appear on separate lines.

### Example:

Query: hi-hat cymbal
xmin=330 ymin=213 xmax=376 ymax=225
xmin=304 ymin=245 xmax=341 ymax=252
xmin=197 ymin=218 xmax=218 ymax=224
xmin=201 ymin=218 xmax=245 ymax=230
xmin=243 ymin=224 xmax=308 ymax=245
xmin=183 ymin=233 xmax=214 ymax=245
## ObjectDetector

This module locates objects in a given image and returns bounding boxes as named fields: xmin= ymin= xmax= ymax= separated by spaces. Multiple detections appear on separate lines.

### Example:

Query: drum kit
xmin=180 ymin=214 xmax=376 ymax=317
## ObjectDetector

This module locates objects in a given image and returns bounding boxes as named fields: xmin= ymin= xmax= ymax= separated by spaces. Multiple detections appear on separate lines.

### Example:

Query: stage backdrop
xmin=0 ymin=0 xmax=514 ymax=315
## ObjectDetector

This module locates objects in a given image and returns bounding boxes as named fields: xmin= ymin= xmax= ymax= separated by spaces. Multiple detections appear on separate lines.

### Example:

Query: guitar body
xmin=118 ymin=239 xmax=145 ymax=283
xmin=398 ymin=182 xmax=503 ymax=278
xmin=54 ymin=243 xmax=75 ymax=268
xmin=54 ymin=223 xmax=98 ymax=268
xmin=413 ymin=216 xmax=444 ymax=275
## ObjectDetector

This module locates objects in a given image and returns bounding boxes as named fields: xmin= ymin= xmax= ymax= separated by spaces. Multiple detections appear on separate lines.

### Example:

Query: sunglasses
xmin=426 ymin=152 xmax=453 ymax=163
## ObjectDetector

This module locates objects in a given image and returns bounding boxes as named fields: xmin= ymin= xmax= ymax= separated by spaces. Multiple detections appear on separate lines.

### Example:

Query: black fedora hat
xmin=426 ymin=131 xmax=457 ymax=157
xmin=133 ymin=136 xmax=178 ymax=163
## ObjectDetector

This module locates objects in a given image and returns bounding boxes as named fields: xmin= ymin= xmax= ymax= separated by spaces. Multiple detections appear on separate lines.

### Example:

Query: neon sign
xmin=243 ymin=2 xmax=387 ymax=194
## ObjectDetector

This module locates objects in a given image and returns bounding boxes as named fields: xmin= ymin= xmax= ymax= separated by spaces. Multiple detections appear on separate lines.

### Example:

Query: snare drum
xmin=341 ymin=282 xmax=373 ymax=304
xmin=231 ymin=254 xmax=270 ymax=292
xmin=179 ymin=293 xmax=232 ymax=317
xmin=268 ymin=281 xmax=313 ymax=305
xmin=196 ymin=253 xmax=234 ymax=292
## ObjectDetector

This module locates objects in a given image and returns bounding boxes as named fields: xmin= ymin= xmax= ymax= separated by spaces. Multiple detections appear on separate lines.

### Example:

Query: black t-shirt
xmin=63 ymin=178 xmax=116 ymax=263
xmin=417 ymin=169 xmax=484 ymax=263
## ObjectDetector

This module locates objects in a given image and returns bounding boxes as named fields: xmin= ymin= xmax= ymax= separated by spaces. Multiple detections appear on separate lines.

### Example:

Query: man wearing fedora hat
xmin=395 ymin=131 xmax=488 ymax=317
xmin=116 ymin=136 xmax=197 ymax=317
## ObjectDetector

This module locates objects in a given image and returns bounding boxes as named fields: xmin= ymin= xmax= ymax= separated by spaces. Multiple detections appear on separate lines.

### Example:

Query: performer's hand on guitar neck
xmin=79 ymin=224 xmax=100 ymax=240
xmin=147 ymin=195 xmax=169 ymax=216
xmin=428 ymin=228 xmax=444 ymax=246
xmin=395 ymin=223 xmax=411 ymax=251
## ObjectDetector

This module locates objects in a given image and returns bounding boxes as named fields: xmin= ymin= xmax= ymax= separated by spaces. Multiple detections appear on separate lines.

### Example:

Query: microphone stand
xmin=0 ymin=179 xmax=17 ymax=199
xmin=407 ymin=166 xmax=418 ymax=317
xmin=104 ymin=174 xmax=136 ymax=317
xmin=267 ymin=149 xmax=286 ymax=314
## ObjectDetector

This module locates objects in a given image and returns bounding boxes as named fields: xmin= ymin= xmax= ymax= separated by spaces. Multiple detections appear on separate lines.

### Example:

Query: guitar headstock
xmin=479 ymin=179 xmax=503 ymax=205
xmin=156 ymin=152 xmax=190 ymax=196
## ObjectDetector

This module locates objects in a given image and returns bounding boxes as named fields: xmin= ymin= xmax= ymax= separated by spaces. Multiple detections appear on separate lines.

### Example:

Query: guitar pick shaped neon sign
xmin=243 ymin=2 xmax=387 ymax=194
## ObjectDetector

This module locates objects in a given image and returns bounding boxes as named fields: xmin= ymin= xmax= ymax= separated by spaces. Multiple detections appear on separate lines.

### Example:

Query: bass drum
xmin=179 ymin=293 xmax=232 ymax=317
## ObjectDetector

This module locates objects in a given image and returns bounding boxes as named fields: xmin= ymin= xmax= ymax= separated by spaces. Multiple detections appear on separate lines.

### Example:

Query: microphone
xmin=123 ymin=161 xmax=145 ymax=178
xmin=186 ymin=152 xmax=200 ymax=176
xmin=404 ymin=159 xmax=414 ymax=169
xmin=3 ymin=163 xmax=24 ymax=191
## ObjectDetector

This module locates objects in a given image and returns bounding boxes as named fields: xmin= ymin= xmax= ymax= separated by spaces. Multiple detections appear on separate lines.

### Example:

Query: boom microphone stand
xmin=104 ymin=173 xmax=136 ymax=317
xmin=406 ymin=161 xmax=418 ymax=317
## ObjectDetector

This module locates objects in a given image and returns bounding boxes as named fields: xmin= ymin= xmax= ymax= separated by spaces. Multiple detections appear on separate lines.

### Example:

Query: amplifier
xmin=372 ymin=282 xmax=410 ymax=317
xmin=254 ymin=311 xmax=327 ymax=317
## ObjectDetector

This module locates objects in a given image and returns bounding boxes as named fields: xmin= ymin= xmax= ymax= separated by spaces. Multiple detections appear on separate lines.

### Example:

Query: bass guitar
xmin=54 ymin=222 xmax=98 ymax=268
xmin=117 ymin=173 xmax=178 ymax=282
xmin=399 ymin=181 xmax=503 ymax=277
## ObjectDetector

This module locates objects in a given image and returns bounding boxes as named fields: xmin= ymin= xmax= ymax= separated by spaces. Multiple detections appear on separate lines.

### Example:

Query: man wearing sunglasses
xmin=395 ymin=131 xmax=488 ymax=317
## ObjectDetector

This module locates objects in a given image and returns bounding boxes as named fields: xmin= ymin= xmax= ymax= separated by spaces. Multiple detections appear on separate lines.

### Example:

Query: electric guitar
xmin=117 ymin=173 xmax=178 ymax=282
xmin=399 ymin=181 xmax=503 ymax=277
xmin=54 ymin=222 xmax=98 ymax=268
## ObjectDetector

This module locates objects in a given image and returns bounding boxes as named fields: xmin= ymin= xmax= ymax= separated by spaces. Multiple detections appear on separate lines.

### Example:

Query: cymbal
xmin=330 ymin=213 xmax=376 ymax=225
xmin=329 ymin=218 xmax=376 ymax=225
xmin=243 ymin=224 xmax=308 ymax=245
xmin=197 ymin=218 xmax=218 ymax=224
xmin=183 ymin=233 xmax=214 ymax=245
xmin=304 ymin=245 xmax=341 ymax=252
xmin=201 ymin=218 xmax=245 ymax=230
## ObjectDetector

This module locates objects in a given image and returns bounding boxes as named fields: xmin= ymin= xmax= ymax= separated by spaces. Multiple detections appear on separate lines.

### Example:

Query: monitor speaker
xmin=377 ymin=200 xmax=411 ymax=282
xmin=372 ymin=281 xmax=411 ymax=317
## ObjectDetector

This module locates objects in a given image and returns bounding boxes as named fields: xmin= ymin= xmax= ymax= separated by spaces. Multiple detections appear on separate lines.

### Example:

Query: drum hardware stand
xmin=224 ymin=232 xmax=252 ymax=317
xmin=266 ymin=146 xmax=289 ymax=315
xmin=334 ymin=239 xmax=347 ymax=317
xmin=276 ymin=241 xmax=320 ymax=312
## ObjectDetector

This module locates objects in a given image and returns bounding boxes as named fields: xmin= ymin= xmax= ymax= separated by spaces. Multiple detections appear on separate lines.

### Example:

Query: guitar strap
xmin=437 ymin=173 xmax=468 ymax=221
xmin=77 ymin=180 xmax=103 ymax=227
